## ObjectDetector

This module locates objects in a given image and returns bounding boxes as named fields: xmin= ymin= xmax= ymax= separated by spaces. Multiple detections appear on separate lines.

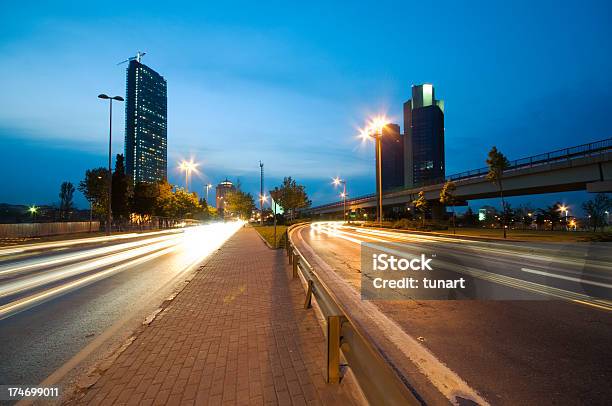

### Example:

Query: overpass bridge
xmin=304 ymin=138 xmax=612 ymax=217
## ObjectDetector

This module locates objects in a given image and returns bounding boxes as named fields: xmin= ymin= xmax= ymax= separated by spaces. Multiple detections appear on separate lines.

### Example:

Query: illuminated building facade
xmin=403 ymin=84 xmax=445 ymax=188
xmin=216 ymin=179 xmax=236 ymax=217
xmin=125 ymin=60 xmax=168 ymax=183
xmin=381 ymin=123 xmax=404 ymax=191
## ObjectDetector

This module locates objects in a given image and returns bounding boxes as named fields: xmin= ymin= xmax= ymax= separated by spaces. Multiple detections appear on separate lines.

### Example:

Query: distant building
xmin=215 ymin=179 xmax=236 ymax=217
xmin=403 ymin=84 xmax=445 ymax=188
xmin=381 ymin=123 xmax=404 ymax=191
xmin=125 ymin=59 xmax=168 ymax=184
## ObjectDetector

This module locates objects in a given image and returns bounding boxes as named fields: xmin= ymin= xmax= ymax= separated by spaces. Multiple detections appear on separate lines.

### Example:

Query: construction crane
xmin=117 ymin=51 xmax=146 ymax=66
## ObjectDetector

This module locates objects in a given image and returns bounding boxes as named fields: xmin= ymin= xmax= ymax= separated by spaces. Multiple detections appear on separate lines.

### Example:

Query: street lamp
xmin=206 ymin=183 xmax=212 ymax=203
xmin=28 ymin=205 xmax=38 ymax=220
xmin=559 ymin=205 xmax=569 ymax=230
xmin=260 ymin=194 xmax=268 ymax=223
xmin=98 ymin=93 xmax=124 ymax=236
xmin=179 ymin=159 xmax=198 ymax=192
xmin=360 ymin=115 xmax=389 ymax=225
xmin=332 ymin=177 xmax=348 ymax=223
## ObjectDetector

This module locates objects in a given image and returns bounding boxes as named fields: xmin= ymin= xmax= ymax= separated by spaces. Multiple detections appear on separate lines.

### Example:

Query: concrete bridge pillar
xmin=430 ymin=201 xmax=446 ymax=221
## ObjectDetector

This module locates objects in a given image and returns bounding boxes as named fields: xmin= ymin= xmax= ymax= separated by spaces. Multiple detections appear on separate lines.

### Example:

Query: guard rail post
xmin=292 ymin=253 xmax=299 ymax=278
xmin=327 ymin=315 xmax=344 ymax=384
xmin=304 ymin=279 xmax=313 ymax=309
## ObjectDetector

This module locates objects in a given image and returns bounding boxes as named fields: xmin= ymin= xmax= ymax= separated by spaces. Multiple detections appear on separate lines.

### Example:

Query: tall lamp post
xmin=98 ymin=94 xmax=124 ymax=236
xmin=332 ymin=177 xmax=348 ymax=223
xmin=179 ymin=160 xmax=198 ymax=192
xmin=260 ymin=194 xmax=268 ymax=224
xmin=559 ymin=205 xmax=569 ymax=230
xmin=360 ymin=115 xmax=389 ymax=225
xmin=206 ymin=183 xmax=212 ymax=203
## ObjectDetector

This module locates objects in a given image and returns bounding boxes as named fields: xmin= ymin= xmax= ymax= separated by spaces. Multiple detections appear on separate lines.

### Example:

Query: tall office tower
xmin=216 ymin=179 xmax=236 ymax=218
xmin=125 ymin=59 xmax=168 ymax=183
xmin=403 ymin=84 xmax=445 ymax=188
xmin=381 ymin=123 xmax=404 ymax=191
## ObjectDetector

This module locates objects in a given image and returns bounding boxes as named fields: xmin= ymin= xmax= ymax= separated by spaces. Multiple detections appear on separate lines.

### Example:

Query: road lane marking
xmin=520 ymin=267 xmax=612 ymax=289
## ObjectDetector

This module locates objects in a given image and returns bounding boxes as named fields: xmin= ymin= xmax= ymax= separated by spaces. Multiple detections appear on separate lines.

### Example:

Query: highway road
xmin=0 ymin=222 xmax=242 ymax=395
xmin=291 ymin=222 xmax=612 ymax=406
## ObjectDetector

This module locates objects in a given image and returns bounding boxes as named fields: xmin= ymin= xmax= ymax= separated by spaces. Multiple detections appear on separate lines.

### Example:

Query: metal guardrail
xmin=308 ymin=137 xmax=612 ymax=212
xmin=285 ymin=224 xmax=421 ymax=406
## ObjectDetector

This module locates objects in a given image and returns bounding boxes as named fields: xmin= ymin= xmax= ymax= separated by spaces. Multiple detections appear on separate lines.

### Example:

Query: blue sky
xmin=1 ymin=1 xmax=611 ymax=213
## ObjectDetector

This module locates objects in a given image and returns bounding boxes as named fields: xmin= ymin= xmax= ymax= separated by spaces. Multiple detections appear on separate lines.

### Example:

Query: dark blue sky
xmin=1 ymin=1 xmax=611 ymax=213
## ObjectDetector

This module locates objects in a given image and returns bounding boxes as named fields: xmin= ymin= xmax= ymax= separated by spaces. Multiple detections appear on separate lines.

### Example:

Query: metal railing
xmin=308 ymin=137 xmax=612 ymax=212
xmin=285 ymin=224 xmax=421 ymax=405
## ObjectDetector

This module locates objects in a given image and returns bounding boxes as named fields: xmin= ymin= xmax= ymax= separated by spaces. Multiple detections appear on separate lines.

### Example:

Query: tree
xmin=132 ymin=182 xmax=158 ymax=220
xmin=78 ymin=168 xmax=109 ymax=221
xmin=195 ymin=198 xmax=211 ymax=221
xmin=112 ymin=154 xmax=132 ymax=227
xmin=154 ymin=181 xmax=176 ymax=221
xmin=59 ymin=181 xmax=75 ymax=220
xmin=502 ymin=201 xmax=514 ymax=230
xmin=539 ymin=203 xmax=562 ymax=231
xmin=271 ymin=177 xmax=311 ymax=221
xmin=413 ymin=191 xmax=429 ymax=227
xmin=515 ymin=204 xmax=534 ymax=230
xmin=225 ymin=189 xmax=255 ymax=220
xmin=173 ymin=189 xmax=202 ymax=219
xmin=486 ymin=146 xmax=510 ymax=238
xmin=462 ymin=207 xmax=478 ymax=227
xmin=439 ymin=181 xmax=457 ymax=234
xmin=582 ymin=193 xmax=612 ymax=232
xmin=275 ymin=177 xmax=311 ymax=221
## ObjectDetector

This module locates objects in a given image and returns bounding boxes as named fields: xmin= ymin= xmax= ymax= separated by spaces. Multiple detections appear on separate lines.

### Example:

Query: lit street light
xmin=28 ymin=205 xmax=38 ymax=220
xmin=98 ymin=93 xmax=124 ymax=236
xmin=332 ymin=177 xmax=348 ymax=223
xmin=179 ymin=159 xmax=199 ymax=192
xmin=360 ymin=115 xmax=390 ymax=225
xmin=206 ymin=183 xmax=213 ymax=203
xmin=559 ymin=205 xmax=569 ymax=230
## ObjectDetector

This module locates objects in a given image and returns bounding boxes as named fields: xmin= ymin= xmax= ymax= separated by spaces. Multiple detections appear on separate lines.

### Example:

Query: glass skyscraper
xmin=381 ymin=123 xmax=404 ymax=191
xmin=403 ymin=84 xmax=445 ymax=188
xmin=125 ymin=60 xmax=167 ymax=184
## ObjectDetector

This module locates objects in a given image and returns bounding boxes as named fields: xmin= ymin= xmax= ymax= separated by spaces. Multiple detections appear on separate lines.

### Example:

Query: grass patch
xmin=252 ymin=225 xmax=288 ymax=248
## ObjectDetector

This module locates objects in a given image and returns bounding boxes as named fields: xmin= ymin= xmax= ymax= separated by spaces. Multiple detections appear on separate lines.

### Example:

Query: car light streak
xmin=309 ymin=222 xmax=612 ymax=311
xmin=0 ymin=228 xmax=183 ymax=257
xmin=0 ymin=233 xmax=183 ymax=278
xmin=0 ymin=237 xmax=181 ymax=299
xmin=0 ymin=222 xmax=244 ymax=320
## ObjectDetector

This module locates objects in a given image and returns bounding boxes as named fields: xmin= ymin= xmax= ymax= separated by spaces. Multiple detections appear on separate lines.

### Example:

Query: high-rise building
xmin=216 ymin=179 xmax=236 ymax=217
xmin=403 ymin=84 xmax=444 ymax=188
xmin=381 ymin=123 xmax=404 ymax=191
xmin=125 ymin=59 xmax=168 ymax=184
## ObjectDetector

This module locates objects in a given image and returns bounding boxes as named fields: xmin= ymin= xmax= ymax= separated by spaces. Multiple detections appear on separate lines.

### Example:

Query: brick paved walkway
xmin=74 ymin=227 xmax=357 ymax=406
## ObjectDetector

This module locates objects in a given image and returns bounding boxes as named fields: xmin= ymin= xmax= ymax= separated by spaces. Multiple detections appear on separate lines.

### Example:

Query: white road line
xmin=521 ymin=267 xmax=612 ymax=289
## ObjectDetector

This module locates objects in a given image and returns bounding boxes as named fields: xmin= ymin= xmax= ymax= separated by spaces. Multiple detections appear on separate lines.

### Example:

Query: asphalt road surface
xmin=292 ymin=222 xmax=612 ymax=406
xmin=0 ymin=223 xmax=242 ymax=394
